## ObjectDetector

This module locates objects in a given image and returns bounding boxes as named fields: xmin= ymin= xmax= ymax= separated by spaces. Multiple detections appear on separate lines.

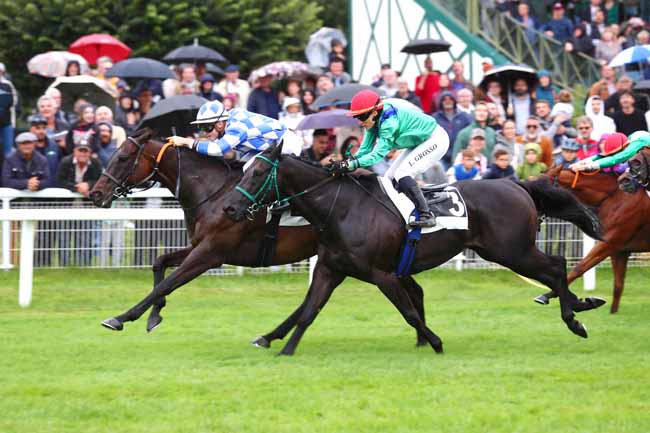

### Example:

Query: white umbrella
xmin=27 ymin=51 xmax=89 ymax=78
xmin=608 ymin=45 xmax=650 ymax=68
xmin=48 ymin=76 xmax=117 ymax=112
xmin=305 ymin=27 xmax=347 ymax=69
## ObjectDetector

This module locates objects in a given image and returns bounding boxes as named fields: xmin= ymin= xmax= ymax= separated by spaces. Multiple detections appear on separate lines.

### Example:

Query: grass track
xmin=1 ymin=268 xmax=649 ymax=433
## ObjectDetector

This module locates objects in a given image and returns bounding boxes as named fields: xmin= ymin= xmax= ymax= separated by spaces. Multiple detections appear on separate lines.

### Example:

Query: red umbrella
xmin=68 ymin=34 xmax=131 ymax=65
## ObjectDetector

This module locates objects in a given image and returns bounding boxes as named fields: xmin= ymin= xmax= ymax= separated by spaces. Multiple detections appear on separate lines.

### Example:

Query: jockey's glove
xmin=328 ymin=158 xmax=358 ymax=175
xmin=167 ymin=136 xmax=196 ymax=149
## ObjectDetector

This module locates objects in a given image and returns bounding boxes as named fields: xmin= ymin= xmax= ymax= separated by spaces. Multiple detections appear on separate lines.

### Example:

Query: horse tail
xmin=517 ymin=177 xmax=603 ymax=241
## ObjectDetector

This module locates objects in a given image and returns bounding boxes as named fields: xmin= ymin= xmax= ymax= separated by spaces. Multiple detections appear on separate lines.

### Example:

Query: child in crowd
xmin=516 ymin=142 xmax=548 ymax=180
xmin=482 ymin=149 xmax=517 ymax=180
xmin=447 ymin=149 xmax=481 ymax=182
xmin=554 ymin=139 xmax=580 ymax=168
xmin=550 ymin=89 xmax=574 ymax=119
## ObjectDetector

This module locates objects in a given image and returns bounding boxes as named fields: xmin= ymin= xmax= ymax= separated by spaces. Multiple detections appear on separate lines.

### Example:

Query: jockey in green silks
xmin=572 ymin=131 xmax=650 ymax=171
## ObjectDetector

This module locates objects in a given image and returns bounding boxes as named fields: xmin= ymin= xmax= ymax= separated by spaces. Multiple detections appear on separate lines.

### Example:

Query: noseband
xmin=631 ymin=148 xmax=650 ymax=187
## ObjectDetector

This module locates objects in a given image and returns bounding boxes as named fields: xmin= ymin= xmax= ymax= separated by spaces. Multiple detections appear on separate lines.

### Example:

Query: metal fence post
xmin=582 ymin=233 xmax=596 ymax=291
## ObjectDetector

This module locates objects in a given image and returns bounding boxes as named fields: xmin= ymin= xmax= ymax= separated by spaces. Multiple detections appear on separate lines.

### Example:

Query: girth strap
xmin=257 ymin=212 xmax=282 ymax=267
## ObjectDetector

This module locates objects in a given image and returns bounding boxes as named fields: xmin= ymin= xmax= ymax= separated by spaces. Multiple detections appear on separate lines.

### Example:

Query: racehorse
xmin=221 ymin=142 xmax=605 ymax=355
xmin=90 ymin=129 xmax=430 ymax=347
xmin=536 ymin=165 xmax=650 ymax=313
xmin=626 ymin=145 xmax=650 ymax=191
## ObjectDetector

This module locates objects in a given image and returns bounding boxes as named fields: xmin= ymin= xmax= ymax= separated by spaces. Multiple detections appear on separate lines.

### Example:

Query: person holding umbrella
xmin=216 ymin=65 xmax=250 ymax=109
xmin=329 ymin=90 xmax=450 ymax=228
xmin=415 ymin=57 xmax=440 ymax=115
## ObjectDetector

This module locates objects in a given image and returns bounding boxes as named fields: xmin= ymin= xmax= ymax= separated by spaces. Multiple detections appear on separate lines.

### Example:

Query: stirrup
xmin=409 ymin=212 xmax=436 ymax=228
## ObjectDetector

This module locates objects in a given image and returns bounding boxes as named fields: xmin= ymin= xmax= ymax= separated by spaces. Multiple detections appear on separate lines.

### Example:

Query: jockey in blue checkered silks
xmin=168 ymin=100 xmax=286 ymax=165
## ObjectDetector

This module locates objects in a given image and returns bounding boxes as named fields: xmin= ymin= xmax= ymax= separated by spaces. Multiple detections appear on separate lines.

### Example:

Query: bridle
xmin=631 ymin=147 xmax=650 ymax=187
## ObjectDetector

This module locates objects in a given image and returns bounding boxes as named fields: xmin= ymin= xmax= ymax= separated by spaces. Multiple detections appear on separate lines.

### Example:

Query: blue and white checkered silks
xmin=194 ymin=108 xmax=286 ymax=157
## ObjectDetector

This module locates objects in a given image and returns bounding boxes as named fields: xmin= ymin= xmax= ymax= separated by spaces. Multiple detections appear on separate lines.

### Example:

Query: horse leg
xmin=402 ymin=276 xmax=428 ymax=347
xmin=101 ymin=244 xmax=222 ymax=331
xmin=278 ymin=260 xmax=345 ymax=356
xmin=609 ymin=251 xmax=630 ymax=314
xmin=146 ymin=246 xmax=193 ymax=332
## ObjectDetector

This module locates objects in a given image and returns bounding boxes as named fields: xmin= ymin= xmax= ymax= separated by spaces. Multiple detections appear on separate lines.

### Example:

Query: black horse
xmin=222 ymin=142 xmax=605 ymax=355
xmin=90 ymin=129 xmax=430 ymax=347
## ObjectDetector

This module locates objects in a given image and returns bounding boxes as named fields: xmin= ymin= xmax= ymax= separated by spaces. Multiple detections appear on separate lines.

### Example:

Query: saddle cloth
xmin=265 ymin=210 xmax=310 ymax=227
xmin=377 ymin=177 xmax=469 ymax=234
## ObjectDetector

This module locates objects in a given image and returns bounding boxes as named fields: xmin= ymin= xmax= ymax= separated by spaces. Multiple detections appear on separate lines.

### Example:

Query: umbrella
xmin=305 ymin=27 xmax=347 ymax=68
xmin=69 ymin=34 xmax=132 ymax=65
xmin=312 ymin=84 xmax=386 ymax=110
xmin=609 ymin=45 xmax=650 ymax=68
xmin=296 ymin=109 xmax=360 ymax=130
xmin=206 ymin=63 xmax=225 ymax=76
xmin=27 ymin=51 xmax=89 ymax=78
xmin=163 ymin=42 xmax=227 ymax=64
xmin=401 ymin=39 xmax=451 ymax=55
xmin=634 ymin=80 xmax=650 ymax=93
xmin=478 ymin=63 xmax=538 ymax=92
xmin=106 ymin=57 xmax=175 ymax=80
xmin=138 ymin=95 xmax=207 ymax=138
xmin=249 ymin=61 xmax=310 ymax=82
xmin=49 ymin=76 xmax=117 ymax=112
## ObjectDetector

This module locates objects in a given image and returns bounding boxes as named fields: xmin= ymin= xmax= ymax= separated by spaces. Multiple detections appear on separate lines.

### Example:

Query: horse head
xmin=90 ymin=127 xmax=162 ymax=208
xmin=628 ymin=146 xmax=650 ymax=188
xmin=543 ymin=164 xmax=618 ymax=207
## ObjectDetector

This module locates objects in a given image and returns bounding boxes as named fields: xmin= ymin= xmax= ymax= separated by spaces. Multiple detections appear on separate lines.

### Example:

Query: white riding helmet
xmin=191 ymin=101 xmax=229 ymax=125
xmin=628 ymin=130 xmax=650 ymax=142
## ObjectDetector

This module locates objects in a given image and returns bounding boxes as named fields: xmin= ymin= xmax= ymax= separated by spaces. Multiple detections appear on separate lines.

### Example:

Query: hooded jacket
xmin=432 ymin=91 xmax=472 ymax=164
xmin=584 ymin=95 xmax=616 ymax=141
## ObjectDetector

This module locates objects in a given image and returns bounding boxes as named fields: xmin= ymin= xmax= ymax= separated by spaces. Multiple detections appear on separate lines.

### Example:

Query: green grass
xmin=1 ymin=268 xmax=649 ymax=433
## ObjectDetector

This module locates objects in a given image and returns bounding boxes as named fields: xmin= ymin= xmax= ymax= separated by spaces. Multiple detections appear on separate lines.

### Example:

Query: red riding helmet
xmin=347 ymin=89 xmax=383 ymax=117
xmin=600 ymin=132 xmax=629 ymax=156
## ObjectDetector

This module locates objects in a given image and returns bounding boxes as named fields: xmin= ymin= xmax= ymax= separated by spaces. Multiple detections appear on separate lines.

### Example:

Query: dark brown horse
xmin=627 ymin=145 xmax=650 ymax=191
xmin=221 ymin=143 xmax=605 ymax=355
xmin=537 ymin=165 xmax=650 ymax=313
xmin=90 ymin=129 xmax=430 ymax=347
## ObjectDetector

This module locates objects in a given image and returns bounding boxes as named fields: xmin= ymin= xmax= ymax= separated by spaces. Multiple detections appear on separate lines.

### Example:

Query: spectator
xmin=284 ymin=79 xmax=302 ymax=100
xmin=516 ymin=142 xmax=547 ymax=180
xmin=326 ymin=58 xmax=351 ymax=87
xmin=453 ymin=102 xmax=496 ymax=159
xmin=222 ymin=94 xmax=237 ymax=110
xmin=589 ymin=64 xmax=617 ymax=100
xmin=136 ymin=86 xmax=155 ymax=117
xmin=450 ymin=61 xmax=474 ymax=92
xmin=162 ymin=65 xmax=181 ymax=98
xmin=486 ymin=102 xmax=505 ymax=132
xmin=29 ymin=114 xmax=60 ymax=186
xmin=585 ymin=95 xmax=616 ymax=140
xmin=44 ymin=87 xmax=73 ymax=126
xmin=92 ymin=122 xmax=118 ymax=168
xmin=315 ymin=74 xmax=334 ymax=97
xmin=543 ymin=3 xmax=574 ymax=42
xmin=198 ymin=74 xmax=224 ymax=101
xmin=603 ymin=0 xmax=622 ymax=24
xmin=300 ymin=129 xmax=334 ymax=166
xmin=95 ymin=106 xmax=127 ymax=147
xmin=577 ymin=0 xmax=604 ymax=24
xmin=175 ymin=65 xmax=199 ymax=95
xmin=590 ymin=9 xmax=607 ymax=39
xmin=447 ymin=149 xmax=481 ymax=182
xmin=378 ymin=69 xmax=399 ymax=97
xmin=610 ymin=90 xmax=649 ymax=135
xmin=555 ymin=139 xmax=580 ymax=168
xmin=515 ymin=2 xmax=540 ymax=43
xmin=605 ymin=75 xmax=645 ymax=112
xmin=481 ymin=57 xmax=494 ymax=74
xmin=456 ymin=88 xmax=475 ymax=115
xmin=515 ymin=117 xmax=554 ymax=167
xmin=534 ymin=70 xmax=556 ymax=108
xmin=415 ymin=57 xmax=440 ymax=114
xmin=65 ymin=104 xmax=95 ymax=155
xmin=116 ymin=79 xmax=130 ymax=97
xmin=494 ymin=119 xmax=524 ymax=168
xmin=453 ymin=128 xmax=489 ymax=174
xmin=38 ymin=95 xmax=69 ymax=138
xmin=216 ymin=65 xmax=250 ymax=109
xmin=485 ymin=80 xmax=507 ymax=120
xmin=430 ymin=73 xmax=453 ymax=113
xmin=301 ymin=89 xmax=317 ymax=115
xmin=394 ymin=77 xmax=421 ymax=108
xmin=340 ymin=136 xmax=360 ymax=158
xmin=0 ymin=62 xmax=17 ymax=156
xmin=329 ymin=39 xmax=346 ymax=63
xmin=510 ymin=78 xmax=536 ymax=135
xmin=550 ymin=90 xmax=575 ymax=119
xmin=371 ymin=63 xmax=392 ymax=88
xmin=2 ymin=132 xmax=50 ymax=190
xmin=247 ymin=74 xmax=281 ymax=119
xmin=574 ymin=116 xmax=600 ymax=160
xmin=482 ymin=149 xmax=517 ymax=180
xmin=432 ymin=91 xmax=472 ymax=168
xmin=280 ymin=97 xmax=311 ymax=148
xmin=65 ymin=60 xmax=81 ymax=76
xmin=565 ymin=23 xmax=596 ymax=57
xmin=114 ymin=95 xmax=139 ymax=135
xmin=594 ymin=28 xmax=622 ymax=63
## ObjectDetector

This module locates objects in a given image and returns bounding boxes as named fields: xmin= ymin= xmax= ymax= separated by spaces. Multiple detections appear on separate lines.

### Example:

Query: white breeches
xmin=384 ymin=126 xmax=450 ymax=181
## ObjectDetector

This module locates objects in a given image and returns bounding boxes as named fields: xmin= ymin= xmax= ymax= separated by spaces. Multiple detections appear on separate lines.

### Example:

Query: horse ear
xmin=273 ymin=139 xmax=284 ymax=157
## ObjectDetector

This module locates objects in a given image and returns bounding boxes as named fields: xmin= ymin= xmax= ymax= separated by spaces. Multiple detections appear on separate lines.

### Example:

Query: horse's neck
xmin=281 ymin=158 xmax=337 ymax=220
xmin=564 ymin=174 xmax=618 ymax=206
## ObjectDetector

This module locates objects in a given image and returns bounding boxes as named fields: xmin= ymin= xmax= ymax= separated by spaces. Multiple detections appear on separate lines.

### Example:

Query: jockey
xmin=167 ymin=100 xmax=286 ymax=164
xmin=329 ymin=90 xmax=449 ymax=228
xmin=572 ymin=131 xmax=650 ymax=171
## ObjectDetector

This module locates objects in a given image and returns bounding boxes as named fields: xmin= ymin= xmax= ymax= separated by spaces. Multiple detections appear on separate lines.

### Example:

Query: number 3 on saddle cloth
xmin=377 ymin=177 xmax=469 ymax=277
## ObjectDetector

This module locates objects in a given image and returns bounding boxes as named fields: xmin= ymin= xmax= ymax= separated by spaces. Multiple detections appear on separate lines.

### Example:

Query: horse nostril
xmin=223 ymin=206 xmax=235 ymax=215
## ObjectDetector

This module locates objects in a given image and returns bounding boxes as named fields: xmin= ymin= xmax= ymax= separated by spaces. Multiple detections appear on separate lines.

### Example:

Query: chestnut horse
xmin=537 ymin=165 xmax=650 ymax=313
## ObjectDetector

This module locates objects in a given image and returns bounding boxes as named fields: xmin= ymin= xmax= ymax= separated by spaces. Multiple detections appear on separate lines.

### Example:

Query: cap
xmin=282 ymin=97 xmax=301 ymax=110
xmin=481 ymin=57 xmax=493 ymax=65
xmin=15 ymin=132 xmax=38 ymax=143
xmin=470 ymin=128 xmax=486 ymax=139
xmin=28 ymin=114 xmax=47 ymax=125
xmin=224 ymin=65 xmax=239 ymax=73
xmin=200 ymin=73 xmax=216 ymax=83
xmin=117 ymin=79 xmax=130 ymax=90
xmin=74 ymin=139 xmax=92 ymax=150
xmin=553 ymin=2 xmax=564 ymax=10
xmin=561 ymin=139 xmax=580 ymax=151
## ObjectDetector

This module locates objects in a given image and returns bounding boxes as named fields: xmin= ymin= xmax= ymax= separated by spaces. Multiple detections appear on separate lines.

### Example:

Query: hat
xmin=481 ymin=57 xmax=493 ymax=65
xmin=15 ymin=132 xmax=38 ymax=144
xmin=74 ymin=139 xmax=92 ymax=150
xmin=0 ymin=62 xmax=5 ymax=73
xmin=524 ymin=142 xmax=541 ymax=155
xmin=224 ymin=65 xmax=239 ymax=73
xmin=117 ymin=79 xmax=130 ymax=90
xmin=200 ymin=73 xmax=216 ymax=84
xmin=28 ymin=114 xmax=47 ymax=125
xmin=282 ymin=97 xmax=301 ymax=111
xmin=561 ymin=139 xmax=580 ymax=151
xmin=470 ymin=128 xmax=486 ymax=139
xmin=629 ymin=17 xmax=645 ymax=28
xmin=552 ymin=2 xmax=564 ymax=10
xmin=538 ymin=69 xmax=551 ymax=78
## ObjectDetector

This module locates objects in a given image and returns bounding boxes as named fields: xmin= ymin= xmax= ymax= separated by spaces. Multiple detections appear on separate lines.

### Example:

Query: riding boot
xmin=397 ymin=176 xmax=436 ymax=228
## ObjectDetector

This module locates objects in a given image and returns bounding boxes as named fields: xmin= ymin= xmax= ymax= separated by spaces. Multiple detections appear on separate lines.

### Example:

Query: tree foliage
xmin=0 ymin=0 xmax=324 ymax=107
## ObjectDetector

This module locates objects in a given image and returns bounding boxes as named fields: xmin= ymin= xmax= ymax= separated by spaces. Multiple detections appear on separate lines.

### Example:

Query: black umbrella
xmin=206 ymin=63 xmax=225 ymax=76
xmin=401 ymin=39 xmax=451 ymax=55
xmin=479 ymin=64 xmax=538 ymax=92
xmin=296 ymin=109 xmax=359 ymax=130
xmin=49 ymin=76 xmax=117 ymax=112
xmin=106 ymin=57 xmax=175 ymax=80
xmin=138 ymin=95 xmax=207 ymax=138
xmin=634 ymin=80 xmax=650 ymax=93
xmin=163 ymin=43 xmax=227 ymax=65
xmin=312 ymin=84 xmax=386 ymax=110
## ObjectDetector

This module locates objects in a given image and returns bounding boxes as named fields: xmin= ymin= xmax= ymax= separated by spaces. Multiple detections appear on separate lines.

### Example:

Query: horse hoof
xmin=534 ymin=295 xmax=549 ymax=305
xmin=610 ymin=306 xmax=619 ymax=314
xmin=570 ymin=321 xmax=588 ymax=339
xmin=416 ymin=339 xmax=428 ymax=347
xmin=101 ymin=317 xmax=123 ymax=331
xmin=433 ymin=343 xmax=444 ymax=354
xmin=251 ymin=336 xmax=270 ymax=349
xmin=586 ymin=297 xmax=606 ymax=309
xmin=147 ymin=315 xmax=163 ymax=333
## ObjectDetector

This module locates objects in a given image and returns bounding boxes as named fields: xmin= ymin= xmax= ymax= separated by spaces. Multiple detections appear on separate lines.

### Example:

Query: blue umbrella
xmin=296 ymin=109 xmax=360 ymax=130
xmin=609 ymin=45 xmax=650 ymax=68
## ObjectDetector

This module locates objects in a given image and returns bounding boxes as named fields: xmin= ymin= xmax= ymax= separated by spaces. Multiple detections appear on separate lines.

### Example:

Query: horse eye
xmin=118 ymin=154 xmax=131 ymax=162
